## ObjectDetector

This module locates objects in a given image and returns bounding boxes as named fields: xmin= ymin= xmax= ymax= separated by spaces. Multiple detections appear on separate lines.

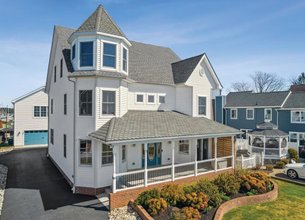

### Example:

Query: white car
xmin=284 ymin=163 xmax=305 ymax=179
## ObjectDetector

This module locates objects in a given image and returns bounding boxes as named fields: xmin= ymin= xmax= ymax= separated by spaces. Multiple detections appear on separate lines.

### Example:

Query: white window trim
xmin=79 ymin=139 xmax=93 ymax=167
xmin=122 ymin=145 xmax=126 ymax=162
xmin=78 ymin=40 xmax=96 ymax=70
xmin=147 ymin=94 xmax=156 ymax=105
xmin=198 ymin=95 xmax=207 ymax=117
xmin=158 ymin=94 xmax=166 ymax=104
xmin=291 ymin=110 xmax=305 ymax=124
xmin=135 ymin=93 xmax=145 ymax=104
xmin=230 ymin=108 xmax=238 ymax=120
xmin=78 ymin=90 xmax=94 ymax=118
xmin=102 ymin=41 xmax=118 ymax=71
xmin=121 ymin=45 xmax=128 ymax=74
xmin=101 ymin=89 xmax=116 ymax=117
xmin=33 ymin=105 xmax=48 ymax=119
xmin=101 ymin=144 xmax=113 ymax=166
xmin=264 ymin=108 xmax=272 ymax=122
xmin=246 ymin=108 xmax=254 ymax=120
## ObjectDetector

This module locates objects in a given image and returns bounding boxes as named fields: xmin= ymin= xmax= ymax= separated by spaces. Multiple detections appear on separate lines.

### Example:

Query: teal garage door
xmin=24 ymin=130 xmax=48 ymax=145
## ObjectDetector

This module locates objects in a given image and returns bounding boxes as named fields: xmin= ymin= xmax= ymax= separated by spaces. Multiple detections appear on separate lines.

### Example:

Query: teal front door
xmin=142 ymin=143 xmax=162 ymax=167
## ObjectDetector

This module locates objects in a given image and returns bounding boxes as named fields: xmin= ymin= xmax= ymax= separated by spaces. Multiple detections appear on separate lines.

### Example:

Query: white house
xmin=12 ymin=86 xmax=48 ymax=146
xmin=45 ymin=5 xmax=241 ymax=207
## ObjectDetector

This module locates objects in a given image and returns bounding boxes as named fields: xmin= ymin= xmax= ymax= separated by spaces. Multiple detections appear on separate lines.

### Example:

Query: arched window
xmin=266 ymin=138 xmax=279 ymax=149
xmin=281 ymin=138 xmax=287 ymax=148
xmin=252 ymin=137 xmax=263 ymax=148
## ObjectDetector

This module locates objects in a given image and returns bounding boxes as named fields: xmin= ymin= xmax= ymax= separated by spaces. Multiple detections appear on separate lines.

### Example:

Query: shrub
xmin=281 ymin=158 xmax=289 ymax=165
xmin=288 ymin=148 xmax=299 ymax=162
xmin=194 ymin=179 xmax=222 ymax=207
xmin=160 ymin=184 xmax=184 ymax=206
xmin=253 ymin=164 xmax=262 ymax=170
xmin=183 ymin=184 xmax=196 ymax=194
xmin=300 ymin=149 xmax=305 ymax=159
xmin=146 ymin=198 xmax=168 ymax=216
xmin=135 ymin=188 xmax=160 ymax=209
xmin=181 ymin=192 xmax=209 ymax=211
xmin=275 ymin=161 xmax=285 ymax=169
xmin=266 ymin=164 xmax=274 ymax=171
xmin=240 ymin=171 xmax=273 ymax=194
xmin=171 ymin=207 xmax=201 ymax=220
xmin=213 ymin=173 xmax=240 ymax=196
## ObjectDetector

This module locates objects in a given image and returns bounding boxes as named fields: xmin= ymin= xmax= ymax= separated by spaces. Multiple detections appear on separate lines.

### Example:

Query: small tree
xmin=231 ymin=82 xmax=252 ymax=92
xmin=290 ymin=72 xmax=305 ymax=85
xmin=251 ymin=71 xmax=286 ymax=93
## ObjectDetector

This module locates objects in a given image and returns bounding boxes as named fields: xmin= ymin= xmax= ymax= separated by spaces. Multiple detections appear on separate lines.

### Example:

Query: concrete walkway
xmin=270 ymin=168 xmax=305 ymax=186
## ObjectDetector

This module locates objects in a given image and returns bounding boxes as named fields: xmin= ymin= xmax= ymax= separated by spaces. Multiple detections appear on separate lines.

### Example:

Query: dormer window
xmin=122 ymin=47 xmax=127 ymax=72
xmin=103 ymin=43 xmax=116 ymax=68
xmin=72 ymin=44 xmax=76 ymax=60
xmin=80 ymin=41 xmax=93 ymax=67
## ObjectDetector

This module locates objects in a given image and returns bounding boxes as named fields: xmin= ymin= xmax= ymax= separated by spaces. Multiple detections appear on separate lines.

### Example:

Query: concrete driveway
xmin=0 ymin=147 xmax=108 ymax=220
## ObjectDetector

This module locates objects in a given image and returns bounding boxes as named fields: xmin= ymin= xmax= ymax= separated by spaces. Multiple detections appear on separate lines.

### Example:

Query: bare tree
xmin=231 ymin=82 xmax=252 ymax=92
xmin=250 ymin=71 xmax=285 ymax=93
xmin=290 ymin=72 xmax=305 ymax=85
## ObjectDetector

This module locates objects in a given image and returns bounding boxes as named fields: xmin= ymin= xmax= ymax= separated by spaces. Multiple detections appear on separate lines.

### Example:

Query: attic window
xmin=80 ymin=42 xmax=93 ymax=67
xmin=103 ymin=43 xmax=116 ymax=68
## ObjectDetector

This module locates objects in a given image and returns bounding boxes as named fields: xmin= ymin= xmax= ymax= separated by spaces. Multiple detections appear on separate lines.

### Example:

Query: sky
xmin=1 ymin=0 xmax=305 ymax=107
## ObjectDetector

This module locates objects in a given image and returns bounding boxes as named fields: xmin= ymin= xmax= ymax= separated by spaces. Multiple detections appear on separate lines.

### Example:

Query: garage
xmin=24 ymin=130 xmax=48 ymax=145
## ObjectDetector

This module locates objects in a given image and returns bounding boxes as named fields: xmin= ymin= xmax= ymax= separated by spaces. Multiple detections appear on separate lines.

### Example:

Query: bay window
xmin=122 ymin=47 xmax=127 ymax=72
xmin=102 ymin=90 xmax=116 ymax=115
xmin=103 ymin=43 xmax=116 ymax=68
xmin=79 ymin=90 xmax=92 ymax=116
xmin=80 ymin=41 xmax=93 ymax=67
xmin=80 ymin=140 xmax=92 ymax=165
xmin=102 ymin=144 xmax=113 ymax=165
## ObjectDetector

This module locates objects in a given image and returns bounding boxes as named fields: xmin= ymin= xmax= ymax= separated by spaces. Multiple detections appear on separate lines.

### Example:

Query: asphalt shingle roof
xmin=249 ymin=129 xmax=288 ymax=137
xmin=74 ymin=5 xmax=126 ymax=38
xmin=225 ymin=91 xmax=289 ymax=107
xmin=89 ymin=110 xmax=240 ymax=143
xmin=172 ymin=54 xmax=203 ymax=84
xmin=282 ymin=92 xmax=305 ymax=108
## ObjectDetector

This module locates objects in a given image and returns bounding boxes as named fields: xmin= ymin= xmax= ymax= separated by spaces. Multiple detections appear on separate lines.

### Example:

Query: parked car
xmin=284 ymin=163 xmax=305 ymax=179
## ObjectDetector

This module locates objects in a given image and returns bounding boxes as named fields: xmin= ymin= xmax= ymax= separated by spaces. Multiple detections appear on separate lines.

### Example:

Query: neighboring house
xmin=45 ymin=4 xmax=240 ymax=206
xmin=216 ymin=85 xmax=305 ymax=160
xmin=12 ymin=86 xmax=48 ymax=146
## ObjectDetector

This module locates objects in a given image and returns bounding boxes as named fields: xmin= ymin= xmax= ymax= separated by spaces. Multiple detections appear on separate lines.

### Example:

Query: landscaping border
xmin=214 ymin=181 xmax=278 ymax=220
xmin=130 ymin=181 xmax=278 ymax=220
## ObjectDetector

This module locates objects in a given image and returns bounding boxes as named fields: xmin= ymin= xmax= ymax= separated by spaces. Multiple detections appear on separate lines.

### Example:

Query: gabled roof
xmin=12 ymin=86 xmax=45 ymax=104
xmin=172 ymin=54 xmax=203 ymax=84
xmin=225 ymin=91 xmax=289 ymax=108
xmin=74 ymin=4 xmax=126 ymax=38
xmin=282 ymin=92 xmax=305 ymax=108
xmin=89 ymin=110 xmax=240 ymax=143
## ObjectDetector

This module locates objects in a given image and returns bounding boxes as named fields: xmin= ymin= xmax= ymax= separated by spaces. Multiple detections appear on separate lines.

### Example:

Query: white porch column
xmin=144 ymin=143 xmax=148 ymax=187
xmin=112 ymin=145 xmax=117 ymax=193
xmin=279 ymin=138 xmax=282 ymax=158
xmin=171 ymin=141 xmax=175 ymax=181
xmin=263 ymin=136 xmax=266 ymax=158
xmin=231 ymin=136 xmax=235 ymax=168
xmin=214 ymin=137 xmax=218 ymax=171
xmin=194 ymin=139 xmax=198 ymax=176
xmin=249 ymin=135 xmax=252 ymax=155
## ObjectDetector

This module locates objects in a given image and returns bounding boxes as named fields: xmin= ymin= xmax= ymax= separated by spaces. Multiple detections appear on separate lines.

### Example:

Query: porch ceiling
xmin=89 ymin=110 xmax=240 ymax=143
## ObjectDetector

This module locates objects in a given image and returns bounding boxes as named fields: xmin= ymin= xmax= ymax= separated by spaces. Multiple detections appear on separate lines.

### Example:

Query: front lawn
xmin=223 ymin=180 xmax=305 ymax=220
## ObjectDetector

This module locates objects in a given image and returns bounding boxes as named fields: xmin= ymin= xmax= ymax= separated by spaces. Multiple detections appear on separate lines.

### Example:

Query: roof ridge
xmin=95 ymin=5 xmax=103 ymax=31
xmin=106 ymin=118 xmax=116 ymax=142
xmin=171 ymin=53 xmax=204 ymax=65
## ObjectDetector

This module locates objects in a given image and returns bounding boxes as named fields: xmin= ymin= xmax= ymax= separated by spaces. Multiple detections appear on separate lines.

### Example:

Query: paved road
xmin=0 ymin=147 xmax=108 ymax=220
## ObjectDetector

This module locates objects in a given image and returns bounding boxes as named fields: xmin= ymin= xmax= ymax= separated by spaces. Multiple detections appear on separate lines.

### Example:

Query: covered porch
xmin=89 ymin=110 xmax=241 ymax=193
xmin=112 ymin=136 xmax=235 ymax=192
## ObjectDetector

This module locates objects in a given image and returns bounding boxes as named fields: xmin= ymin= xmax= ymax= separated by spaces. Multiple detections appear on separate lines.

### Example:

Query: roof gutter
xmin=90 ymin=131 xmax=242 ymax=145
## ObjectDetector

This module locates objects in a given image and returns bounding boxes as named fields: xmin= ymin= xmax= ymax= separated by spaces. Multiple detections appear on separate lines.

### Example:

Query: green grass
xmin=223 ymin=180 xmax=305 ymax=220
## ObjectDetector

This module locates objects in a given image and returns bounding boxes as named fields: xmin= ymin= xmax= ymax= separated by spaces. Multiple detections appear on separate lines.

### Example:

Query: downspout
xmin=68 ymin=76 xmax=77 ymax=193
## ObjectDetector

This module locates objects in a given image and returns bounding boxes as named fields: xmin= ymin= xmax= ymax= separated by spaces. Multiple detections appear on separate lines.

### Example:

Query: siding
xmin=13 ymin=90 xmax=48 ymax=146
xmin=278 ymin=110 xmax=305 ymax=133
xmin=225 ymin=108 xmax=278 ymax=130
xmin=215 ymin=96 xmax=224 ymax=123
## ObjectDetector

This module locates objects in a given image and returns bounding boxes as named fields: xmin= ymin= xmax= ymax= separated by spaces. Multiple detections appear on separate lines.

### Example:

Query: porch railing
xmin=236 ymin=155 xmax=256 ymax=169
xmin=114 ymin=156 xmax=233 ymax=192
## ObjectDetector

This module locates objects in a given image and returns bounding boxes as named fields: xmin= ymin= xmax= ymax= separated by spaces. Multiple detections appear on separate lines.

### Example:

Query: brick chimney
xmin=290 ymin=84 xmax=305 ymax=92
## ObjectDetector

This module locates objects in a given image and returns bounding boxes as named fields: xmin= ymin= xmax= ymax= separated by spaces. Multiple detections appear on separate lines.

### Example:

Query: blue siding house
xmin=216 ymin=85 xmax=305 ymax=159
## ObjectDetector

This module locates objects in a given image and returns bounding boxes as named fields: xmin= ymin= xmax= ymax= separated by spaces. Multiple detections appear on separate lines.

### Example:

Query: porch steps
xmin=97 ymin=188 xmax=111 ymax=210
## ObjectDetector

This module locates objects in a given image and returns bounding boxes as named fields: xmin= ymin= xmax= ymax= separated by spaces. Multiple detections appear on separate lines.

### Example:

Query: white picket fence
xmin=236 ymin=155 xmax=256 ymax=169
